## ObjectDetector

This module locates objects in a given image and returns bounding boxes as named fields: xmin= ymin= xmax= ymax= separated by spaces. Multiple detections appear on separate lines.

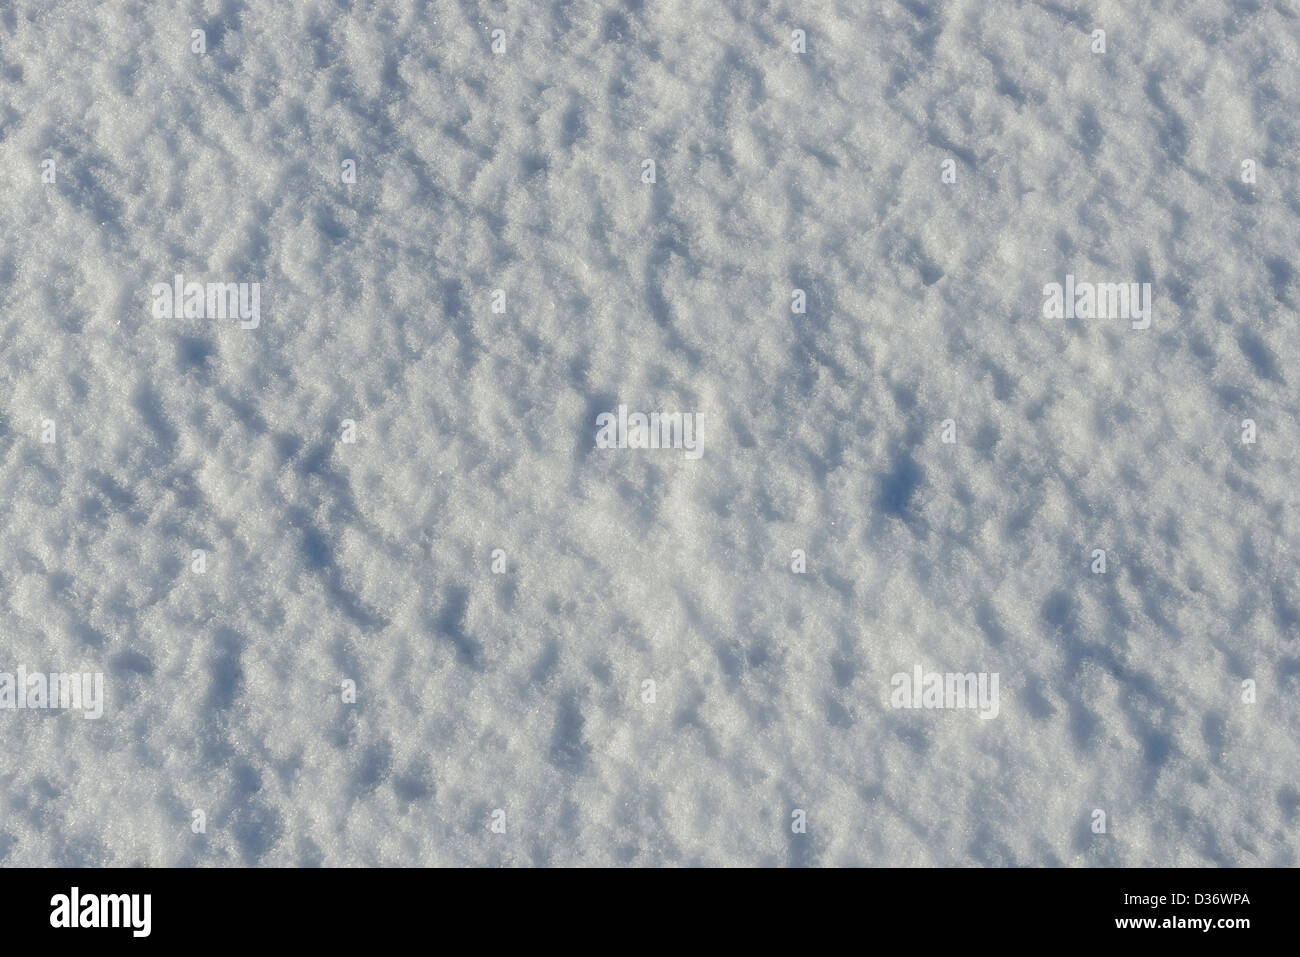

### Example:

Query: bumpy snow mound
xmin=0 ymin=0 xmax=1296 ymax=866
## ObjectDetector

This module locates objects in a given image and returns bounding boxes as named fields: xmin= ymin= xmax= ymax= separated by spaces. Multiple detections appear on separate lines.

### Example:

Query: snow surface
xmin=0 ymin=0 xmax=1297 ymax=866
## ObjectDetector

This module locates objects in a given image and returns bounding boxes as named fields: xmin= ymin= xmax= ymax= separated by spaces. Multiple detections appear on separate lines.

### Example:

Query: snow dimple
xmin=877 ymin=454 xmax=923 ymax=520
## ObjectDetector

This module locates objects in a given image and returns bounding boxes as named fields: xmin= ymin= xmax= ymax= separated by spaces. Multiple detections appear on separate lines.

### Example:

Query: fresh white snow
xmin=0 ymin=0 xmax=1297 ymax=866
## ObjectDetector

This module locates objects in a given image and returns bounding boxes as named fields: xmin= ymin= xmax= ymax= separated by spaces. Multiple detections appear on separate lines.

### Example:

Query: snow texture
xmin=0 ymin=0 xmax=1297 ymax=867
